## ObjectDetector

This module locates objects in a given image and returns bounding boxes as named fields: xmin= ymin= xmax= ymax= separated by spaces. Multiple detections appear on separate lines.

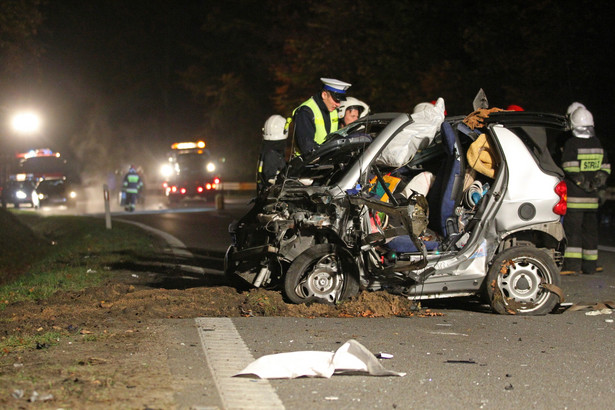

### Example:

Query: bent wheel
xmin=487 ymin=247 xmax=561 ymax=315
xmin=284 ymin=244 xmax=359 ymax=304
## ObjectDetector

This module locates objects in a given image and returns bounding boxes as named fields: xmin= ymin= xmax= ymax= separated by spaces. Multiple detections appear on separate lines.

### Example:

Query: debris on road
xmin=585 ymin=309 xmax=612 ymax=316
xmin=564 ymin=301 xmax=615 ymax=315
xmin=235 ymin=339 xmax=405 ymax=379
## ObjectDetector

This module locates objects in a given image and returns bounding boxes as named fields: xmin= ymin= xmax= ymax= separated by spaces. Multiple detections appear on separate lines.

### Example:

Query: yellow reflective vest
xmin=292 ymin=97 xmax=339 ymax=146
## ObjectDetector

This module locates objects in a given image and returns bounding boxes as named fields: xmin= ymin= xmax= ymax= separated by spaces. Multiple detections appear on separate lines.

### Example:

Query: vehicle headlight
xmin=206 ymin=162 xmax=216 ymax=172
xmin=16 ymin=190 xmax=27 ymax=199
xmin=69 ymin=191 xmax=77 ymax=199
xmin=38 ymin=193 xmax=46 ymax=200
xmin=160 ymin=164 xmax=173 ymax=178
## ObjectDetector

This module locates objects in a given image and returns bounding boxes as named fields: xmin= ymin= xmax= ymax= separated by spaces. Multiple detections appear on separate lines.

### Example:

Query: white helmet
xmin=566 ymin=102 xmax=586 ymax=116
xmin=570 ymin=107 xmax=594 ymax=128
xmin=262 ymin=115 xmax=288 ymax=141
xmin=413 ymin=102 xmax=434 ymax=113
xmin=338 ymin=97 xmax=370 ymax=119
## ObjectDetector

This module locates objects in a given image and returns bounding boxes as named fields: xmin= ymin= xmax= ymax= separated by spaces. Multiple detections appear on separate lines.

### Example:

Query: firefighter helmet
xmin=262 ymin=115 xmax=288 ymax=141
xmin=413 ymin=102 xmax=434 ymax=113
xmin=338 ymin=97 xmax=370 ymax=119
xmin=570 ymin=107 xmax=594 ymax=128
xmin=566 ymin=102 xmax=586 ymax=116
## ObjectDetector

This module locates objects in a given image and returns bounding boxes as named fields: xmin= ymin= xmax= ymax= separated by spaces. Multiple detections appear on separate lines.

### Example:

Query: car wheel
xmin=283 ymin=244 xmax=359 ymax=304
xmin=486 ymin=247 xmax=561 ymax=315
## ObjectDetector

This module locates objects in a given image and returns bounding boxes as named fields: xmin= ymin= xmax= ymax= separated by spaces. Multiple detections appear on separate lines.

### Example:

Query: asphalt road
xmin=99 ymin=194 xmax=615 ymax=409
xmin=33 ymin=193 xmax=615 ymax=408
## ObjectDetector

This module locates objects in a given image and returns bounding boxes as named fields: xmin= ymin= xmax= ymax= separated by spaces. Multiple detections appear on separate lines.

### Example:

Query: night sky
xmin=1 ymin=0 xmax=613 ymax=182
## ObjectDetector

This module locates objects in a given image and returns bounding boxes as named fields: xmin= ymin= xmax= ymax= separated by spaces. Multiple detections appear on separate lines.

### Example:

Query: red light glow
xmin=553 ymin=181 xmax=567 ymax=215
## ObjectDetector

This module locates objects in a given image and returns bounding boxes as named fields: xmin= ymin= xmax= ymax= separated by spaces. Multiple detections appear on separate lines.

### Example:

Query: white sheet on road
xmin=235 ymin=339 xmax=406 ymax=379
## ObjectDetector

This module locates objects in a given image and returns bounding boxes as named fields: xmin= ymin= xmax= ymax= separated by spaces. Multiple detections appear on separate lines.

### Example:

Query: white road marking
xmin=598 ymin=245 xmax=615 ymax=253
xmin=195 ymin=317 xmax=284 ymax=409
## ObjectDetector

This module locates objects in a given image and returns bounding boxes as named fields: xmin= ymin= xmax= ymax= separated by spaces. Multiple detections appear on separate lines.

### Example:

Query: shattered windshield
xmin=285 ymin=117 xmax=394 ymax=186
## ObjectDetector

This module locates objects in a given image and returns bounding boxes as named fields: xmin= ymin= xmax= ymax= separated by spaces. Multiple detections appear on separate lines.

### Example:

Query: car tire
xmin=486 ymin=246 xmax=561 ymax=315
xmin=283 ymin=244 xmax=360 ymax=305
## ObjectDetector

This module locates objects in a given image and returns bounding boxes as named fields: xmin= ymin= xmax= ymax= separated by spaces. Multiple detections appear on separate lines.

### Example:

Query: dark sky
xmin=35 ymin=2 xmax=206 ymax=163
xmin=2 ymin=0 xmax=614 ymax=182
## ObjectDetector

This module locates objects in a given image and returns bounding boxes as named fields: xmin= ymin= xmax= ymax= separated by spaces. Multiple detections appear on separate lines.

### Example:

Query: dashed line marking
xmin=195 ymin=317 xmax=284 ymax=409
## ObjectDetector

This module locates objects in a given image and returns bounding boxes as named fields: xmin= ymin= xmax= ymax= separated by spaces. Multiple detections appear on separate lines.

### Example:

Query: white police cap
xmin=320 ymin=78 xmax=351 ymax=100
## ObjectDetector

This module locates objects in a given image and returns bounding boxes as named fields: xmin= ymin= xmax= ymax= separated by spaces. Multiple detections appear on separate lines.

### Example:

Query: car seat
xmin=384 ymin=122 xmax=463 ymax=254
xmin=426 ymin=121 xmax=463 ymax=238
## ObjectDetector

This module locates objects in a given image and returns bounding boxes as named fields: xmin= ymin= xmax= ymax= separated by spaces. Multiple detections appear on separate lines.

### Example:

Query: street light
xmin=1 ymin=109 xmax=43 ymax=208
xmin=10 ymin=110 xmax=42 ymax=135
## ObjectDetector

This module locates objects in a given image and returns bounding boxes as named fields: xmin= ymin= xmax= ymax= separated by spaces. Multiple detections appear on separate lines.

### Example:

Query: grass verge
xmin=0 ymin=209 xmax=159 ymax=308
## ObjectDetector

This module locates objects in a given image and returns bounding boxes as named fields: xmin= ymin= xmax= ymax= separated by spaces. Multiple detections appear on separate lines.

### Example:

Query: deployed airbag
xmin=376 ymin=98 xmax=446 ymax=168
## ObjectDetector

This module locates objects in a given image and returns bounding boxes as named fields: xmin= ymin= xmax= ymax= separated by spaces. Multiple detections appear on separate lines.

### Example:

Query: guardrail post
xmin=103 ymin=184 xmax=112 ymax=229
xmin=215 ymin=190 xmax=224 ymax=210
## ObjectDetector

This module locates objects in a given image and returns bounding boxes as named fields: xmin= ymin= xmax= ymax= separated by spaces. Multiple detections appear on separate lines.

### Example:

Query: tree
xmin=0 ymin=0 xmax=43 ymax=80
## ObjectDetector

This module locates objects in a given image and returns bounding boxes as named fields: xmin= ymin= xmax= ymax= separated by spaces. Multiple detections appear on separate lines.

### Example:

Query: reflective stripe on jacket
xmin=292 ymin=97 xmax=339 ymax=145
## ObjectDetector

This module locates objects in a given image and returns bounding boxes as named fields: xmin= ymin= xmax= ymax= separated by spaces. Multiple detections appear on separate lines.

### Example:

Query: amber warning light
xmin=171 ymin=141 xmax=206 ymax=150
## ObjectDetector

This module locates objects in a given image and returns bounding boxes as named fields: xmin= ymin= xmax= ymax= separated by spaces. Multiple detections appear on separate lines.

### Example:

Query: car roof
xmin=480 ymin=111 xmax=568 ymax=130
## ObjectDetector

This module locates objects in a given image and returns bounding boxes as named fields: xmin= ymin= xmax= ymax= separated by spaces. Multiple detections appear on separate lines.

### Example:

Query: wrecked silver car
xmin=225 ymin=102 xmax=568 ymax=315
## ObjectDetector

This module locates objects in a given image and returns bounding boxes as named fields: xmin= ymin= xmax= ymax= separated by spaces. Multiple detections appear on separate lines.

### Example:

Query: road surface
xmin=103 ymin=194 xmax=615 ymax=409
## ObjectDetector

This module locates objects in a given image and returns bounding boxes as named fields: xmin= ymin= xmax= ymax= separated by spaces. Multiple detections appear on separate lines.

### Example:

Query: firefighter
xmin=561 ymin=106 xmax=611 ymax=274
xmin=338 ymin=97 xmax=369 ymax=128
xmin=257 ymin=115 xmax=288 ymax=194
xmin=291 ymin=77 xmax=351 ymax=155
xmin=122 ymin=165 xmax=143 ymax=212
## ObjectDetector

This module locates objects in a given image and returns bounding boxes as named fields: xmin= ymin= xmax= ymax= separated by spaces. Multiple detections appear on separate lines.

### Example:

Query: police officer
xmin=291 ymin=78 xmax=351 ymax=155
xmin=561 ymin=106 xmax=611 ymax=274
xmin=257 ymin=115 xmax=288 ymax=194
xmin=122 ymin=165 xmax=143 ymax=212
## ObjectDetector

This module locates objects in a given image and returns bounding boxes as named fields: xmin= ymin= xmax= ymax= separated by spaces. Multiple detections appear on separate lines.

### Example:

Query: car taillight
xmin=180 ymin=188 xmax=187 ymax=194
xmin=205 ymin=183 xmax=212 ymax=190
xmin=213 ymin=177 xmax=220 ymax=184
xmin=553 ymin=181 xmax=567 ymax=216
xmin=197 ymin=186 xmax=204 ymax=193
xmin=170 ymin=186 xmax=177 ymax=193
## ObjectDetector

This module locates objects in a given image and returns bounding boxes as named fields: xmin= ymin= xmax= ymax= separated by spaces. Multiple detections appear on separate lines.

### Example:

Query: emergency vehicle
xmin=1 ymin=148 xmax=79 ymax=208
xmin=16 ymin=148 xmax=74 ymax=180
xmin=161 ymin=140 xmax=221 ymax=203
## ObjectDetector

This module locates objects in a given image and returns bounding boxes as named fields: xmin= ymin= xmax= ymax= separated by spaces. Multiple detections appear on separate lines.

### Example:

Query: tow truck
xmin=161 ymin=140 xmax=221 ymax=203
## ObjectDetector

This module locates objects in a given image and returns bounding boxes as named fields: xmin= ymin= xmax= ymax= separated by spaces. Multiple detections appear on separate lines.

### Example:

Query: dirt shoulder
xmin=0 ymin=261 xmax=436 ymax=409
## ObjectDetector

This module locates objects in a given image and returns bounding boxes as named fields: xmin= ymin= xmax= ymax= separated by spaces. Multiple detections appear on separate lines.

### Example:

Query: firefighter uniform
xmin=122 ymin=167 xmax=143 ymax=212
xmin=561 ymin=110 xmax=610 ymax=274
xmin=257 ymin=115 xmax=288 ymax=194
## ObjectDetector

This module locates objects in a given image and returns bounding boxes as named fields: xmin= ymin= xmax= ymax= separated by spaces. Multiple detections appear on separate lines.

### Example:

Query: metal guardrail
xmin=219 ymin=182 xmax=256 ymax=191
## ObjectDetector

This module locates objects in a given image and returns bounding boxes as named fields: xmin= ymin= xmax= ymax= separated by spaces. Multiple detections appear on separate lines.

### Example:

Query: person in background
xmin=291 ymin=77 xmax=351 ymax=155
xmin=122 ymin=165 xmax=143 ymax=212
xmin=338 ymin=97 xmax=370 ymax=128
xmin=561 ymin=105 xmax=610 ymax=274
xmin=257 ymin=114 xmax=288 ymax=194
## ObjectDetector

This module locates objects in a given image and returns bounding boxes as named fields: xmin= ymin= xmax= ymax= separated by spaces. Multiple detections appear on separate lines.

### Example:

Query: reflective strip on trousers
xmin=583 ymin=249 xmax=598 ymax=261
xmin=567 ymin=196 xmax=599 ymax=209
xmin=564 ymin=246 xmax=582 ymax=259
